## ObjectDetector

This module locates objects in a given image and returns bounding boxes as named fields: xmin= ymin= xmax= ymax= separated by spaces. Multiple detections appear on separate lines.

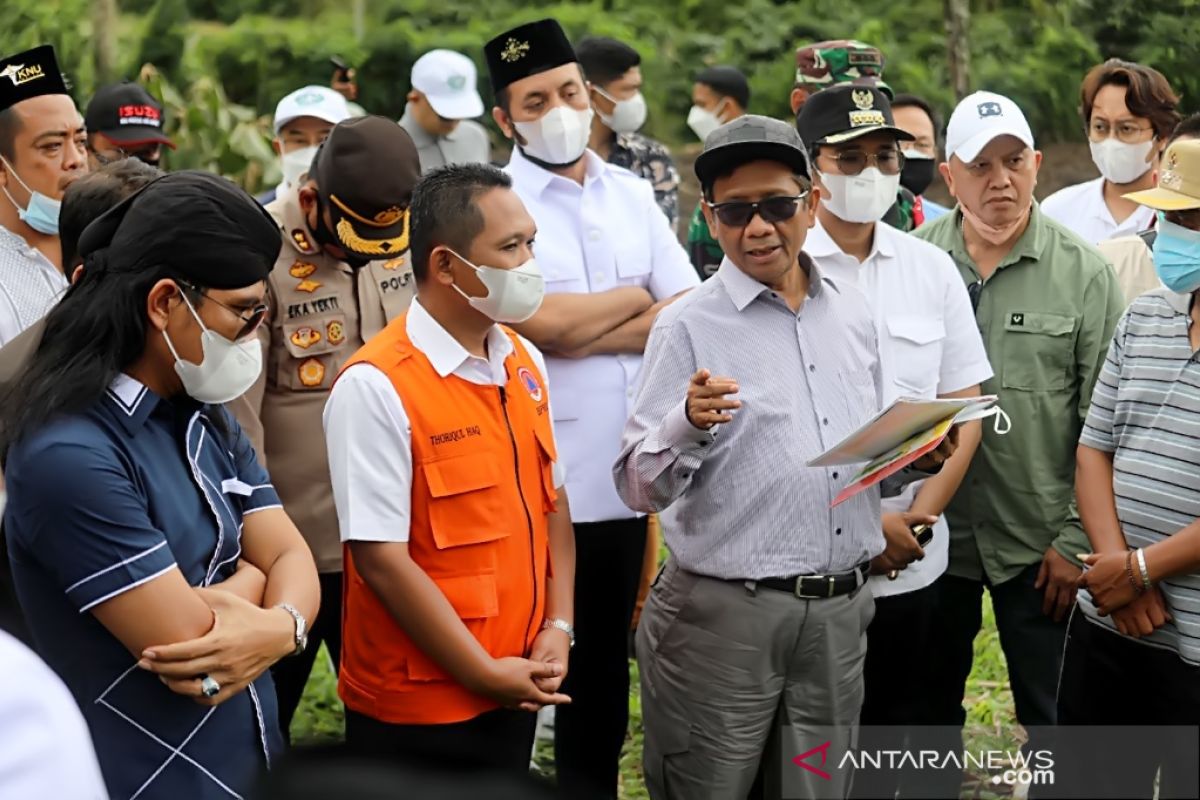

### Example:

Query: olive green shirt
xmin=914 ymin=205 xmax=1123 ymax=584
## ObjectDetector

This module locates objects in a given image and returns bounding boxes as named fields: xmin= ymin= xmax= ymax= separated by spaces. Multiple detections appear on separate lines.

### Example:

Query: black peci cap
xmin=485 ymin=18 xmax=577 ymax=95
xmin=0 ymin=45 xmax=69 ymax=113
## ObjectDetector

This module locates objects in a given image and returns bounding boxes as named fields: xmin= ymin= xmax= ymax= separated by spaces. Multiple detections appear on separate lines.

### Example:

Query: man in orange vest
xmin=323 ymin=162 xmax=575 ymax=774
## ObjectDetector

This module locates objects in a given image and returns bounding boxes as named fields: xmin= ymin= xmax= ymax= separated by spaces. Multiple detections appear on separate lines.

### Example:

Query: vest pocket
xmin=423 ymin=453 xmax=512 ymax=549
xmin=405 ymin=572 xmax=500 ymax=682
xmin=534 ymin=425 xmax=558 ymax=515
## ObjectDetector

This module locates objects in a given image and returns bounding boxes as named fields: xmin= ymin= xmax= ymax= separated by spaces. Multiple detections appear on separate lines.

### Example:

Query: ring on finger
xmin=200 ymin=675 xmax=221 ymax=698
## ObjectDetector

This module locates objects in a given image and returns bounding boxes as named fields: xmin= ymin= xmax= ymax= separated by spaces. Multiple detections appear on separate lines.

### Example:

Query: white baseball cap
xmin=273 ymin=85 xmax=351 ymax=134
xmin=411 ymin=49 xmax=484 ymax=120
xmin=945 ymin=91 xmax=1035 ymax=163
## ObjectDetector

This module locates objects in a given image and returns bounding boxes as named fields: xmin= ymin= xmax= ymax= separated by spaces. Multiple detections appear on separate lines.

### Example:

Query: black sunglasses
xmin=178 ymin=280 xmax=269 ymax=340
xmin=967 ymin=279 xmax=983 ymax=314
xmin=707 ymin=193 xmax=810 ymax=227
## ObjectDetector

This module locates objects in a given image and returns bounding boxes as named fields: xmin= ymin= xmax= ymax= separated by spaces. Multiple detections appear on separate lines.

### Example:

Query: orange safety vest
xmin=336 ymin=311 xmax=558 ymax=725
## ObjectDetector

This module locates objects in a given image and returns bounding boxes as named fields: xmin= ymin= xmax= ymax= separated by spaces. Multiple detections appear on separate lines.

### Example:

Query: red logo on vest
xmin=518 ymin=367 xmax=542 ymax=402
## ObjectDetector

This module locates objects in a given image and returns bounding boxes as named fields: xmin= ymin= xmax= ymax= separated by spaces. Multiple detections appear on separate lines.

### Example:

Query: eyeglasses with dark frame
xmin=1087 ymin=120 xmax=1155 ymax=145
xmin=706 ymin=192 xmax=812 ymax=227
xmin=177 ymin=280 xmax=269 ymax=340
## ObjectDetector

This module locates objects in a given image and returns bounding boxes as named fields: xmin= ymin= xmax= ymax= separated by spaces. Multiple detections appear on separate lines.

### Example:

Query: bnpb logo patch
xmin=518 ymin=367 xmax=542 ymax=402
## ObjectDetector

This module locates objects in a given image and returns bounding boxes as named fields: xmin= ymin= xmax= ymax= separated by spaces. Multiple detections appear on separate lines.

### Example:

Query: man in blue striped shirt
xmin=1066 ymin=138 xmax=1200 ymax=799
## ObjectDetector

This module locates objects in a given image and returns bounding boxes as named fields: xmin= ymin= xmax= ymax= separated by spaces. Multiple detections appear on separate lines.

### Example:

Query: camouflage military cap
xmin=794 ymin=39 xmax=891 ymax=98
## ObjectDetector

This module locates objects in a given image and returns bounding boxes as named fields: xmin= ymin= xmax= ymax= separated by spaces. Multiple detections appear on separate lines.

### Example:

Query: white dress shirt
xmin=505 ymin=147 xmax=700 ymax=523
xmin=0 ymin=630 xmax=108 ymax=799
xmin=1041 ymin=177 xmax=1155 ymax=244
xmin=0 ymin=225 xmax=67 ymax=347
xmin=324 ymin=299 xmax=564 ymax=543
xmin=807 ymin=219 xmax=993 ymax=597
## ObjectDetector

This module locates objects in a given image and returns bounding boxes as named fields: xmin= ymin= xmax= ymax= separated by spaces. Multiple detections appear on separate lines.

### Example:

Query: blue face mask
xmin=1152 ymin=215 xmax=1200 ymax=294
xmin=1 ymin=156 xmax=61 ymax=236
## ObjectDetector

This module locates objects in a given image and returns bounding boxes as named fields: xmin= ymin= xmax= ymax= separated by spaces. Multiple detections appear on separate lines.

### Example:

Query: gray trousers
xmin=637 ymin=559 xmax=874 ymax=800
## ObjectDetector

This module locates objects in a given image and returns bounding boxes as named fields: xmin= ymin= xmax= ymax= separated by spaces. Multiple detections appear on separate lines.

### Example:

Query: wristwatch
xmin=542 ymin=618 xmax=575 ymax=648
xmin=275 ymin=603 xmax=308 ymax=656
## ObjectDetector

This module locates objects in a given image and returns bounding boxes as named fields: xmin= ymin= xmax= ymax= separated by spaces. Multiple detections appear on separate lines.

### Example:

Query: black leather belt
xmin=754 ymin=563 xmax=870 ymax=599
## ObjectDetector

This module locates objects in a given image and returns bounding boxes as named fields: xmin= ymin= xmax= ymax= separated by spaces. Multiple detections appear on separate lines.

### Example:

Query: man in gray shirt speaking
xmin=614 ymin=115 xmax=956 ymax=800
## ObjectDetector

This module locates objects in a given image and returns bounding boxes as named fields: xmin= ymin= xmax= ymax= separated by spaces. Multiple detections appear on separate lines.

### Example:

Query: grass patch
xmin=295 ymin=595 xmax=1018 ymax=799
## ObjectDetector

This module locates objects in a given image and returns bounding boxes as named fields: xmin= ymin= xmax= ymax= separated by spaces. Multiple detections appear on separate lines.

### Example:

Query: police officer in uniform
xmin=230 ymin=115 xmax=420 ymax=741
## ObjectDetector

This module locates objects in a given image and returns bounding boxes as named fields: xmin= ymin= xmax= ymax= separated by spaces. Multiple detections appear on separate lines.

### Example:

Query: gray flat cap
xmin=694 ymin=114 xmax=812 ymax=187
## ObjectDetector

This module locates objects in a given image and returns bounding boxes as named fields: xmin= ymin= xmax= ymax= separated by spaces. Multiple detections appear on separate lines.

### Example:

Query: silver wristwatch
xmin=275 ymin=603 xmax=308 ymax=656
xmin=542 ymin=618 xmax=575 ymax=648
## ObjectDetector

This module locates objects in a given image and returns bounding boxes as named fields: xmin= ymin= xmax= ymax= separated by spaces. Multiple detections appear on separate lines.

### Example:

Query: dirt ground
xmin=672 ymin=140 xmax=1096 ymax=241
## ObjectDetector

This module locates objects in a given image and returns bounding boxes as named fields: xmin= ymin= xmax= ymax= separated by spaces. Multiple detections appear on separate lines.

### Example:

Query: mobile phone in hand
xmin=330 ymin=56 xmax=351 ymax=82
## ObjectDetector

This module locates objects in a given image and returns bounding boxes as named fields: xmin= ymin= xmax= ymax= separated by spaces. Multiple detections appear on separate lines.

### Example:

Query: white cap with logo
xmin=411 ymin=49 xmax=484 ymax=120
xmin=945 ymin=91 xmax=1035 ymax=163
xmin=273 ymin=85 xmax=351 ymax=134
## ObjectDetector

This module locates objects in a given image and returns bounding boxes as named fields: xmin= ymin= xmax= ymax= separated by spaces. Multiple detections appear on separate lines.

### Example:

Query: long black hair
xmin=0 ymin=262 xmax=180 ymax=459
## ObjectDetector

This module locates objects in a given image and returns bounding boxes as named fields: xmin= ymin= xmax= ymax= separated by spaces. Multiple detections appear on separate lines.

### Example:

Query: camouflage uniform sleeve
xmin=646 ymin=141 xmax=681 ymax=231
xmin=686 ymin=203 xmax=724 ymax=280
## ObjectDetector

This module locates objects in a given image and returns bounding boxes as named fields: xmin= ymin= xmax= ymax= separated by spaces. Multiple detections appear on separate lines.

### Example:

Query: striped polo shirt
xmin=1078 ymin=288 xmax=1200 ymax=664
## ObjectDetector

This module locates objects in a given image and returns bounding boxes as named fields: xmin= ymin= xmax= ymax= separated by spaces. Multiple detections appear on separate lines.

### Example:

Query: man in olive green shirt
xmin=911 ymin=92 xmax=1122 ymax=797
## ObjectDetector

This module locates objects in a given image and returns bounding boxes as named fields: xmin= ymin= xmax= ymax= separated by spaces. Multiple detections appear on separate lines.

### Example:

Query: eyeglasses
xmin=706 ymin=193 xmax=810 ymax=227
xmin=967 ymin=279 xmax=983 ymax=315
xmin=1087 ymin=120 xmax=1154 ymax=144
xmin=178 ymin=280 xmax=269 ymax=340
xmin=821 ymin=150 xmax=905 ymax=176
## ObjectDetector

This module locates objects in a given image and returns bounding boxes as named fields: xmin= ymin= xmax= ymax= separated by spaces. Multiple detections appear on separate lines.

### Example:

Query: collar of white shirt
xmin=506 ymin=144 xmax=609 ymax=197
xmin=716 ymin=252 xmax=830 ymax=312
xmin=406 ymin=298 xmax=513 ymax=384
xmin=805 ymin=216 xmax=898 ymax=264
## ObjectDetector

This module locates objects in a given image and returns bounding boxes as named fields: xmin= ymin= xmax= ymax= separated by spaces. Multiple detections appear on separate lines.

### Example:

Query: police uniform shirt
xmin=399 ymin=106 xmax=491 ymax=173
xmin=6 ymin=374 xmax=284 ymax=799
xmin=229 ymin=184 xmax=415 ymax=574
xmin=504 ymin=147 xmax=699 ymax=523
xmin=324 ymin=298 xmax=565 ymax=544
xmin=0 ymin=224 xmax=67 ymax=347
xmin=806 ymin=218 xmax=993 ymax=597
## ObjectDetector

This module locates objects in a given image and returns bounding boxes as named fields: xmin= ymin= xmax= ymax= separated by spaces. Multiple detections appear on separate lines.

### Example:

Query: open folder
xmin=809 ymin=395 xmax=999 ymax=507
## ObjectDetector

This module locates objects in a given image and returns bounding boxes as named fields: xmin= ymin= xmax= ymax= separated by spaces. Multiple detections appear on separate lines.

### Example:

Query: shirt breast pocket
xmin=276 ymin=313 xmax=348 ymax=391
xmin=886 ymin=315 xmax=945 ymax=396
xmin=1000 ymin=311 xmax=1077 ymax=392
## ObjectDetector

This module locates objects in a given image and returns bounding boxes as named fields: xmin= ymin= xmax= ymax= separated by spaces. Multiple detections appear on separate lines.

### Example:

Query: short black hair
xmin=410 ymin=163 xmax=513 ymax=282
xmin=0 ymin=107 xmax=21 ymax=162
xmin=61 ymin=158 xmax=161 ymax=271
xmin=891 ymin=92 xmax=943 ymax=149
xmin=695 ymin=66 xmax=751 ymax=111
xmin=575 ymin=37 xmax=641 ymax=87
xmin=1169 ymin=112 xmax=1200 ymax=146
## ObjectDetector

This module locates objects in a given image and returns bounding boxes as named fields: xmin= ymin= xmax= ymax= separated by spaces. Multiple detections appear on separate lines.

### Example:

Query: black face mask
xmin=900 ymin=155 xmax=936 ymax=196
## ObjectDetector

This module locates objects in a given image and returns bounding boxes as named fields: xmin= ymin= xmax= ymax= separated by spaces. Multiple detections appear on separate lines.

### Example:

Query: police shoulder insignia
xmin=289 ymin=260 xmax=317 ymax=279
xmin=298 ymin=358 xmax=326 ymax=387
xmin=326 ymin=320 xmax=346 ymax=346
xmin=382 ymin=256 xmax=407 ymax=271
xmin=291 ymin=229 xmax=315 ymax=253
xmin=290 ymin=326 xmax=321 ymax=349
xmin=296 ymin=278 xmax=322 ymax=293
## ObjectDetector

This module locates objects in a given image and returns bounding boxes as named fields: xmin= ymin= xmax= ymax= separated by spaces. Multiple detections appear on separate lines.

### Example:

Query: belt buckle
xmin=794 ymin=575 xmax=836 ymax=599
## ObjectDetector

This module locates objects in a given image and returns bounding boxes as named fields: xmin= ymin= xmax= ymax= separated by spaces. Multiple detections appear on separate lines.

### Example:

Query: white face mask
xmin=593 ymin=87 xmax=647 ymax=134
xmin=513 ymin=105 xmax=594 ymax=166
xmin=687 ymin=103 xmax=725 ymax=142
xmin=163 ymin=293 xmax=264 ymax=404
xmin=1089 ymin=137 xmax=1155 ymax=185
xmin=280 ymin=145 xmax=319 ymax=188
xmin=819 ymin=167 xmax=901 ymax=224
xmin=448 ymin=250 xmax=546 ymax=323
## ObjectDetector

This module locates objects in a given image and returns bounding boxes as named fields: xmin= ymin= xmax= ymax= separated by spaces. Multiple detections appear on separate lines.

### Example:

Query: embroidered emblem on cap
xmin=0 ymin=63 xmax=45 ymax=87
xmin=295 ymin=90 xmax=324 ymax=106
xmin=501 ymin=38 xmax=531 ymax=63
xmin=851 ymin=90 xmax=874 ymax=110
xmin=518 ymin=367 xmax=543 ymax=402
xmin=290 ymin=326 xmax=321 ymax=349
xmin=978 ymin=102 xmax=1003 ymax=118
xmin=296 ymin=278 xmax=322 ymax=293
xmin=289 ymin=261 xmax=317 ymax=279
xmin=448 ymin=74 xmax=467 ymax=91
xmin=298 ymin=358 xmax=326 ymax=387
xmin=335 ymin=210 xmax=410 ymax=256
xmin=1161 ymin=151 xmax=1182 ymax=189
xmin=327 ymin=320 xmax=346 ymax=345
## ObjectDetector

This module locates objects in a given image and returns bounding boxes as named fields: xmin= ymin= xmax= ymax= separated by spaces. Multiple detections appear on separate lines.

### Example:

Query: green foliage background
xmin=3 ymin=0 xmax=1198 ymax=192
